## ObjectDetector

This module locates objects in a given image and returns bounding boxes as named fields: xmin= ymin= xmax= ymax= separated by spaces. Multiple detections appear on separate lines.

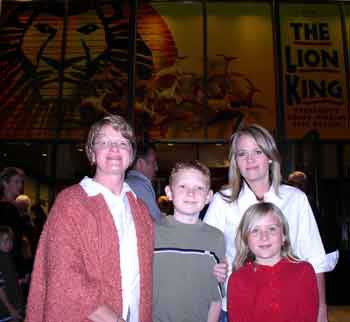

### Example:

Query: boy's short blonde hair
xmin=169 ymin=160 xmax=211 ymax=187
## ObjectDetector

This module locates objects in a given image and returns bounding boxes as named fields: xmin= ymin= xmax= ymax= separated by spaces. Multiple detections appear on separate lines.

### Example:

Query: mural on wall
xmin=0 ymin=1 xmax=274 ymax=140
xmin=0 ymin=1 xmax=155 ymax=140
xmin=144 ymin=2 xmax=276 ymax=139
xmin=280 ymin=4 xmax=350 ymax=139
xmin=206 ymin=3 xmax=276 ymax=139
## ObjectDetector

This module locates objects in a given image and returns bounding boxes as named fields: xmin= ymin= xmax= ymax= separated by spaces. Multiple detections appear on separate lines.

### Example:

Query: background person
xmin=0 ymin=226 xmax=24 ymax=322
xmin=204 ymin=124 xmax=328 ymax=322
xmin=126 ymin=142 xmax=162 ymax=223
xmin=0 ymin=168 xmax=27 ymax=276
xmin=227 ymin=202 xmax=318 ymax=322
xmin=26 ymin=115 xmax=154 ymax=322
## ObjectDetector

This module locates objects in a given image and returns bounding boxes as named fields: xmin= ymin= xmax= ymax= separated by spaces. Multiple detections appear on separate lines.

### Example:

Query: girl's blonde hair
xmin=222 ymin=124 xmax=281 ymax=202
xmin=234 ymin=202 xmax=297 ymax=270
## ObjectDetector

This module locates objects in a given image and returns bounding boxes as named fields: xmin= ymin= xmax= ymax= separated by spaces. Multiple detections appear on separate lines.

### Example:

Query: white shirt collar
xmin=80 ymin=176 xmax=135 ymax=198
xmin=239 ymin=181 xmax=282 ymax=206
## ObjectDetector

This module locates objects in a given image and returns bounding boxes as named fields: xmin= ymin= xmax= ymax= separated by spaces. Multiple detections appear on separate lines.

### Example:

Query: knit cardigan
xmin=26 ymin=184 xmax=154 ymax=322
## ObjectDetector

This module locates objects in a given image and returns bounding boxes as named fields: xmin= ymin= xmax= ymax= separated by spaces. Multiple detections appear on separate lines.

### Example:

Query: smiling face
xmin=247 ymin=212 xmax=285 ymax=266
xmin=165 ymin=168 xmax=212 ymax=222
xmin=235 ymin=134 xmax=270 ymax=188
xmin=92 ymin=124 xmax=133 ymax=179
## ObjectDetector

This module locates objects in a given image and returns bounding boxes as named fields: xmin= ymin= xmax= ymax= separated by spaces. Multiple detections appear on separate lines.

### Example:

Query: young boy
xmin=0 ymin=226 xmax=23 ymax=322
xmin=153 ymin=161 xmax=225 ymax=322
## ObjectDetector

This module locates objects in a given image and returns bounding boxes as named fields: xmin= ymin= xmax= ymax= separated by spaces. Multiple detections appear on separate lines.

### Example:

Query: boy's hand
xmin=213 ymin=258 xmax=228 ymax=283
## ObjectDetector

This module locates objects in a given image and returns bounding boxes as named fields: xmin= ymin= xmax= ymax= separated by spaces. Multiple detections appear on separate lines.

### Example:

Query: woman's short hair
xmin=85 ymin=114 xmax=136 ymax=165
xmin=234 ymin=202 xmax=296 ymax=270
xmin=225 ymin=124 xmax=281 ymax=202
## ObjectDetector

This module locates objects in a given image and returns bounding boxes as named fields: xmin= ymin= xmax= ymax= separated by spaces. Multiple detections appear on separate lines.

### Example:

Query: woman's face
xmin=235 ymin=134 xmax=270 ymax=187
xmin=92 ymin=124 xmax=133 ymax=178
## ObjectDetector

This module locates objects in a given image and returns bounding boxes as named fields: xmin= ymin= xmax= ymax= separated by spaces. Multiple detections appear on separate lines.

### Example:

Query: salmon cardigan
xmin=26 ymin=184 xmax=154 ymax=322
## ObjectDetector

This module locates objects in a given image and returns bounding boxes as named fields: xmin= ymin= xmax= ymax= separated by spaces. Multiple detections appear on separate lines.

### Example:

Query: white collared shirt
xmin=204 ymin=182 xmax=327 ymax=311
xmin=80 ymin=177 xmax=140 ymax=322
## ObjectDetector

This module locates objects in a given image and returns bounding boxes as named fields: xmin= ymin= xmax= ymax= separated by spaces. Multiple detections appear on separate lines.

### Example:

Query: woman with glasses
xmin=26 ymin=115 xmax=154 ymax=322
xmin=204 ymin=124 xmax=328 ymax=322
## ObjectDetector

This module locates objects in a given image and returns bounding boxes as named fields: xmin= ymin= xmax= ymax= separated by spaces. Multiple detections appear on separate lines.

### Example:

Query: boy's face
xmin=165 ymin=168 xmax=213 ymax=218
xmin=0 ymin=234 xmax=13 ymax=253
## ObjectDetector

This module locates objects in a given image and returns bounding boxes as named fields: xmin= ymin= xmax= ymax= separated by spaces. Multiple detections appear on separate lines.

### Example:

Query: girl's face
xmin=235 ymin=134 xmax=270 ymax=187
xmin=247 ymin=212 xmax=285 ymax=266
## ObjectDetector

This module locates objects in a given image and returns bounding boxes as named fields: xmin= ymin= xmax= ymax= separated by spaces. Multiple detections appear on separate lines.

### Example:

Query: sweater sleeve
xmin=297 ymin=263 xmax=319 ymax=322
xmin=227 ymin=269 xmax=252 ymax=322
xmin=26 ymin=191 xmax=101 ymax=322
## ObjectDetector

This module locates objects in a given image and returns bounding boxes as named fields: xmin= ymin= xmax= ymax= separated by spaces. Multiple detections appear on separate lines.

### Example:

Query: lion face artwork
xmin=0 ymin=1 xmax=154 ymax=139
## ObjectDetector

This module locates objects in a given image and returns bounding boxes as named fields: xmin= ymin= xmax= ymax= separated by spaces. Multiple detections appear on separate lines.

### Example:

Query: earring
xmin=268 ymin=160 xmax=272 ymax=164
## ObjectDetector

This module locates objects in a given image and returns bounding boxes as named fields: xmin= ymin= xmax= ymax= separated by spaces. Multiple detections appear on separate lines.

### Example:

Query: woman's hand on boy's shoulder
xmin=213 ymin=258 xmax=228 ymax=283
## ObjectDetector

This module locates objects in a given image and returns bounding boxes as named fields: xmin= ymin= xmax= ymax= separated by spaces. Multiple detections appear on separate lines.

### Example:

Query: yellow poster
xmin=207 ymin=3 xmax=276 ymax=139
xmin=280 ymin=4 xmax=349 ymax=139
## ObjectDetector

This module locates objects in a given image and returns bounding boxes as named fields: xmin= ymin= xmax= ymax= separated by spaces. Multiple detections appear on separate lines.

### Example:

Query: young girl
xmin=227 ymin=202 xmax=318 ymax=322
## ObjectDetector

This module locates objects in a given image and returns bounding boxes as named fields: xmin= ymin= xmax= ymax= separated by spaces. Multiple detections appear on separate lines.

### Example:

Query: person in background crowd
xmin=0 ymin=168 xmax=26 ymax=275
xmin=29 ymin=202 xmax=47 ymax=253
xmin=227 ymin=202 xmax=318 ymax=322
xmin=204 ymin=124 xmax=329 ymax=322
xmin=26 ymin=115 xmax=154 ymax=322
xmin=157 ymin=195 xmax=172 ymax=215
xmin=0 ymin=225 xmax=24 ymax=322
xmin=153 ymin=161 xmax=225 ymax=322
xmin=126 ymin=142 xmax=162 ymax=223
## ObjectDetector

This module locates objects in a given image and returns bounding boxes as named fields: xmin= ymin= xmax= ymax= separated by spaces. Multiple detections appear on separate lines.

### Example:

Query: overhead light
xmin=41 ymin=153 xmax=47 ymax=157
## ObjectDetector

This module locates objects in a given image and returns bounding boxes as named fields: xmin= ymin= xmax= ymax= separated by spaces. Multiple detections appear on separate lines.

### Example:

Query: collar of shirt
xmin=238 ymin=181 xmax=282 ymax=213
xmin=80 ymin=176 xmax=136 ymax=199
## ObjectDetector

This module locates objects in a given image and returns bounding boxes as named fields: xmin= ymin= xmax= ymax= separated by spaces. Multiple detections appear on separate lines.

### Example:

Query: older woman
xmin=26 ymin=115 xmax=154 ymax=322
xmin=204 ymin=124 xmax=328 ymax=322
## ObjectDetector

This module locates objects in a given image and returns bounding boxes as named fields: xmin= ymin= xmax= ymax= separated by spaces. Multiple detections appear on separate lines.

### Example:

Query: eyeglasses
xmin=94 ymin=140 xmax=131 ymax=150
xmin=236 ymin=149 xmax=265 ymax=160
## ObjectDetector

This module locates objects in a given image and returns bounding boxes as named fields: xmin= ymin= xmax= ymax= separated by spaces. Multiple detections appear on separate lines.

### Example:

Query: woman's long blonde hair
xmin=221 ymin=124 xmax=282 ymax=202
xmin=234 ymin=202 xmax=297 ymax=270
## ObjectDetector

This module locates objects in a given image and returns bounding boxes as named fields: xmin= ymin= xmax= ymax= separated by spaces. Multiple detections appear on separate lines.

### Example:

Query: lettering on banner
xmin=284 ymin=21 xmax=347 ymax=131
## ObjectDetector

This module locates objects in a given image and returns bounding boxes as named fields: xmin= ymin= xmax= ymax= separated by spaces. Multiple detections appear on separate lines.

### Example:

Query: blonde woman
xmin=227 ymin=202 xmax=318 ymax=322
xmin=204 ymin=124 xmax=328 ymax=322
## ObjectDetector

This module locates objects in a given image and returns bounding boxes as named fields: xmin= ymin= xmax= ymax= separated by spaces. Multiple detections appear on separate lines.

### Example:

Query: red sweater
xmin=26 ymin=184 xmax=154 ymax=322
xmin=227 ymin=258 xmax=318 ymax=322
